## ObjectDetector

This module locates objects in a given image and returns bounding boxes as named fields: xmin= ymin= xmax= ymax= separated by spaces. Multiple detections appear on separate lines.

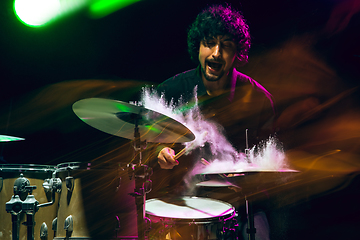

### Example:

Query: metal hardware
xmin=43 ymin=177 xmax=62 ymax=193
xmin=52 ymin=217 xmax=58 ymax=232
xmin=6 ymin=195 xmax=23 ymax=215
xmin=64 ymin=215 xmax=73 ymax=232
xmin=13 ymin=173 xmax=31 ymax=200
xmin=65 ymin=176 xmax=74 ymax=192
xmin=40 ymin=222 xmax=48 ymax=238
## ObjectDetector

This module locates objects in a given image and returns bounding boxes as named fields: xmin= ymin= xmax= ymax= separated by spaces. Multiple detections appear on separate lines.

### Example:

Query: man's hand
xmin=157 ymin=147 xmax=179 ymax=169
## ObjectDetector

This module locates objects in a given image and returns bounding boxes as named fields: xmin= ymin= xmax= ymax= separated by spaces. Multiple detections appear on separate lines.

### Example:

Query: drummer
xmin=154 ymin=3 xmax=275 ymax=240
xmin=156 ymin=4 xmax=274 ymax=169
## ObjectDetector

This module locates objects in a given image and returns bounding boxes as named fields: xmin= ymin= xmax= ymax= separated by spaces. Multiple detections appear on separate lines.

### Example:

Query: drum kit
xmin=1 ymin=98 xmax=299 ymax=240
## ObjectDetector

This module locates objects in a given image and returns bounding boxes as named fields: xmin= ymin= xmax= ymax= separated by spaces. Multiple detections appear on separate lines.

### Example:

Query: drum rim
xmin=56 ymin=162 xmax=99 ymax=172
xmin=145 ymin=196 xmax=235 ymax=222
xmin=56 ymin=162 xmax=116 ymax=171
xmin=0 ymin=164 xmax=55 ymax=172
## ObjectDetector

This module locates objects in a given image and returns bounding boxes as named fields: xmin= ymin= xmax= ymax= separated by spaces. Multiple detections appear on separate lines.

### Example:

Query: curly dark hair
xmin=187 ymin=4 xmax=251 ymax=65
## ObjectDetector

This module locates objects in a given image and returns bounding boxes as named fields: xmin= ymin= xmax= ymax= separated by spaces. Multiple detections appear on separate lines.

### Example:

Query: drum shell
xmin=0 ymin=164 xmax=58 ymax=240
xmin=148 ymin=218 xmax=232 ymax=240
xmin=55 ymin=162 xmax=120 ymax=240
xmin=145 ymin=197 xmax=236 ymax=240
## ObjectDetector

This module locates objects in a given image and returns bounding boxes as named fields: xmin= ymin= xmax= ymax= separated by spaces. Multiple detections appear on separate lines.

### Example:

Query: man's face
xmin=199 ymin=35 xmax=237 ymax=82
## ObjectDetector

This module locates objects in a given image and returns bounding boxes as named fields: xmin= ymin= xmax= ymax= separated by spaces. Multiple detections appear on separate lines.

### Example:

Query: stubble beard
xmin=200 ymin=64 xmax=225 ymax=82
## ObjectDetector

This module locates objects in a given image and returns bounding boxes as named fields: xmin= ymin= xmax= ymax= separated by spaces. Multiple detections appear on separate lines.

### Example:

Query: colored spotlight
xmin=13 ymin=0 xmax=88 ymax=27
xmin=89 ymin=0 xmax=140 ymax=18
xmin=13 ymin=0 xmax=61 ymax=27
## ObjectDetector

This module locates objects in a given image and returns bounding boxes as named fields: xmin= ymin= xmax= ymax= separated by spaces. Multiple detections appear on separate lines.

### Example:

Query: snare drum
xmin=0 ymin=164 xmax=58 ymax=240
xmin=146 ymin=196 xmax=237 ymax=240
xmin=55 ymin=162 xmax=120 ymax=240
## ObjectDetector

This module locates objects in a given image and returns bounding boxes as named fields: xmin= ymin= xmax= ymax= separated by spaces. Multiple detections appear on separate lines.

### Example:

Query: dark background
xmin=0 ymin=0 xmax=360 ymax=239
xmin=1 ymin=0 xmax=359 ymax=99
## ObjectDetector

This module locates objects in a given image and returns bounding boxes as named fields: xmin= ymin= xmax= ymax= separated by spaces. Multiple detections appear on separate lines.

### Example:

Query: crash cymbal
xmin=73 ymin=98 xmax=195 ymax=143
xmin=0 ymin=135 xmax=25 ymax=142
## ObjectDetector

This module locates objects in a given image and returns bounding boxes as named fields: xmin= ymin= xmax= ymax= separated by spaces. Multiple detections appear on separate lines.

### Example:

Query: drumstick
xmin=200 ymin=158 xmax=228 ymax=178
xmin=174 ymin=131 xmax=208 ymax=160
xmin=174 ymin=147 xmax=187 ymax=159
xmin=200 ymin=157 xmax=211 ymax=166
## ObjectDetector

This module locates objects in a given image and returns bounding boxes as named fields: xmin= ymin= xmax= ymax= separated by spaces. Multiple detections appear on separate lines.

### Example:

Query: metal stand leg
xmin=128 ymin=116 xmax=152 ymax=240
xmin=11 ymin=214 xmax=20 ymax=240
xmin=134 ymin=166 xmax=146 ymax=240
xmin=129 ymin=163 xmax=152 ymax=240
xmin=245 ymin=196 xmax=256 ymax=240
xmin=6 ymin=195 xmax=23 ymax=240
xmin=26 ymin=214 xmax=35 ymax=240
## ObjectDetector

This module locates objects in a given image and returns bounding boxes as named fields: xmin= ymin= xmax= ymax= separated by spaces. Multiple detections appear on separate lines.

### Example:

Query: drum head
xmin=146 ymin=196 xmax=234 ymax=221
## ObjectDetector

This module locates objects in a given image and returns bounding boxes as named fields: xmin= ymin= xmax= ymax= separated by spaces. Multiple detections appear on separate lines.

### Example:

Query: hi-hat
xmin=199 ymin=168 xmax=299 ymax=175
xmin=196 ymin=179 xmax=238 ymax=187
xmin=73 ymin=98 xmax=195 ymax=143
xmin=0 ymin=135 xmax=25 ymax=142
xmin=196 ymin=169 xmax=300 ymax=192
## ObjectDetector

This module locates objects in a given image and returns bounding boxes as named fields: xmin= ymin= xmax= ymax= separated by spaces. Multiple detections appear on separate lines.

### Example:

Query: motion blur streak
xmin=0 ymin=4 xmax=359 ymax=237
xmin=89 ymin=0 xmax=141 ymax=19
xmin=237 ymin=30 xmax=360 ymax=206
xmin=323 ymin=0 xmax=360 ymax=36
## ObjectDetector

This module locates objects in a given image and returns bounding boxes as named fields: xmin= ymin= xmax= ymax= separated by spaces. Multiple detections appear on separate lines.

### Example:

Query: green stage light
xmin=13 ymin=0 xmax=140 ymax=27
xmin=89 ymin=0 xmax=140 ymax=19
xmin=13 ymin=0 xmax=88 ymax=27
xmin=14 ymin=0 xmax=61 ymax=27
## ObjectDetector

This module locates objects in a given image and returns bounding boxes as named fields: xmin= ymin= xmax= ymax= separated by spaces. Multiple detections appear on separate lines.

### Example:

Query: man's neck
xmin=202 ymin=68 xmax=235 ymax=96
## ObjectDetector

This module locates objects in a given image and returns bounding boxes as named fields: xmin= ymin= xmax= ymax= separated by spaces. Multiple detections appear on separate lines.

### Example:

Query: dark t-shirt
xmin=156 ymin=66 xmax=275 ymax=151
xmin=147 ymin=66 xmax=275 ymax=198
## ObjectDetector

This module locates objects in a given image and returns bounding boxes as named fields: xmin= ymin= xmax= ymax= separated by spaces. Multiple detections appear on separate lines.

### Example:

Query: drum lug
xmin=145 ymin=216 xmax=151 ymax=233
xmin=115 ymin=176 xmax=121 ymax=192
xmin=43 ymin=177 xmax=62 ymax=193
xmin=65 ymin=176 xmax=74 ymax=192
xmin=40 ymin=222 xmax=48 ymax=238
xmin=0 ymin=177 xmax=3 ymax=192
xmin=115 ymin=215 xmax=120 ymax=232
xmin=64 ymin=215 xmax=74 ymax=233
xmin=145 ymin=180 xmax=152 ymax=194
xmin=52 ymin=217 xmax=58 ymax=232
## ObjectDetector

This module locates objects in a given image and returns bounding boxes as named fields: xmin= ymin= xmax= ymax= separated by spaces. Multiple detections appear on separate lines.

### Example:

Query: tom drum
xmin=0 ymin=164 xmax=58 ymax=240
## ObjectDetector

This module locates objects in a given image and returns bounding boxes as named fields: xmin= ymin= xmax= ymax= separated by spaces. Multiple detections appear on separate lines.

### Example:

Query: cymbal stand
xmin=244 ymin=129 xmax=255 ymax=239
xmin=6 ymin=195 xmax=22 ymax=240
xmin=245 ymin=129 xmax=250 ymax=163
xmin=245 ymin=196 xmax=256 ymax=240
xmin=128 ymin=116 xmax=152 ymax=240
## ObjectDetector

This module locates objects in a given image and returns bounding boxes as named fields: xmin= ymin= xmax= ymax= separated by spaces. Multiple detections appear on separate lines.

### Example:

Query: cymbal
xmin=0 ymin=135 xmax=25 ymax=142
xmin=199 ymin=168 xmax=299 ymax=175
xmin=196 ymin=179 xmax=238 ymax=187
xmin=196 ymin=169 xmax=300 ymax=192
xmin=72 ymin=98 xmax=195 ymax=143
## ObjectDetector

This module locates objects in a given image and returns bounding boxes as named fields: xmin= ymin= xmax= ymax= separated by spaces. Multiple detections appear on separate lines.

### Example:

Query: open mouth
xmin=207 ymin=61 xmax=223 ymax=72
